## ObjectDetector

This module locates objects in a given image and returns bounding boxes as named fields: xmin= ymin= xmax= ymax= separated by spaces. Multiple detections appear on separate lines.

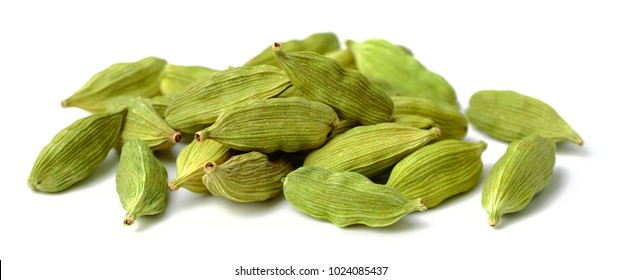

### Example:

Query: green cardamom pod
xmin=116 ymin=138 xmax=168 ymax=226
xmin=110 ymin=97 xmax=181 ymax=151
xmin=324 ymin=48 xmax=357 ymax=69
xmin=159 ymin=64 xmax=216 ymax=95
xmin=169 ymin=139 xmax=234 ymax=193
xmin=387 ymin=140 xmax=487 ymax=208
xmin=62 ymin=57 xmax=166 ymax=113
xmin=304 ymin=123 xmax=440 ymax=178
xmin=165 ymin=65 xmax=291 ymax=134
xmin=203 ymin=151 xmax=294 ymax=202
xmin=391 ymin=114 xmax=438 ymax=130
xmin=482 ymin=135 xmax=556 ymax=227
xmin=28 ymin=109 xmax=126 ymax=192
xmin=347 ymin=39 xmax=458 ymax=110
xmin=329 ymin=119 xmax=360 ymax=139
xmin=466 ymin=90 xmax=583 ymax=145
xmin=392 ymin=96 xmax=467 ymax=140
xmin=283 ymin=166 xmax=427 ymax=227
xmin=195 ymin=97 xmax=339 ymax=153
xmin=146 ymin=94 xmax=171 ymax=119
xmin=273 ymin=43 xmax=394 ymax=125
xmin=244 ymin=32 xmax=340 ymax=67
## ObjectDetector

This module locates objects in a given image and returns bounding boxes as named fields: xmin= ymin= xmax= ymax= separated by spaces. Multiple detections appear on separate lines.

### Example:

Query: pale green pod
xmin=116 ymin=139 xmax=168 ymax=226
xmin=467 ymin=90 xmax=583 ymax=145
xmin=482 ymin=135 xmax=556 ymax=227
xmin=195 ymin=97 xmax=339 ymax=153
xmin=165 ymin=65 xmax=291 ymax=134
xmin=304 ymin=123 xmax=440 ymax=178
xmin=62 ymin=57 xmax=166 ymax=113
xmin=347 ymin=39 xmax=458 ymax=110
xmin=244 ymin=32 xmax=340 ymax=67
xmin=159 ymin=64 xmax=216 ymax=95
xmin=110 ymin=97 xmax=181 ymax=151
xmin=387 ymin=140 xmax=487 ymax=208
xmin=324 ymin=48 xmax=357 ymax=69
xmin=391 ymin=114 xmax=438 ymax=130
xmin=146 ymin=94 xmax=171 ymax=119
xmin=202 ymin=151 xmax=294 ymax=202
xmin=273 ymin=43 xmax=394 ymax=125
xmin=169 ymin=139 xmax=234 ymax=193
xmin=392 ymin=96 xmax=467 ymax=140
xmin=28 ymin=109 xmax=126 ymax=192
xmin=283 ymin=166 xmax=427 ymax=227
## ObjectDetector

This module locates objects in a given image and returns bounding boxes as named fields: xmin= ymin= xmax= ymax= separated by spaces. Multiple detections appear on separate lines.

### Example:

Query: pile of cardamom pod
xmin=27 ymin=32 xmax=583 ymax=228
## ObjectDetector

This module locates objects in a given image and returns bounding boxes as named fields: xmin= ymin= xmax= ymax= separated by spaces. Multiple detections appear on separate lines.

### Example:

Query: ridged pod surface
xmin=62 ymin=57 xmax=166 ymax=113
xmin=482 ymin=135 xmax=556 ymax=228
xmin=169 ymin=139 xmax=234 ymax=193
xmin=244 ymin=32 xmax=340 ymax=67
xmin=304 ymin=123 xmax=440 ymax=177
xmin=387 ymin=140 xmax=487 ymax=208
xmin=467 ymin=90 xmax=583 ymax=145
xmin=159 ymin=64 xmax=216 ymax=95
xmin=392 ymin=96 xmax=467 ymax=140
xmin=283 ymin=167 xmax=426 ymax=227
xmin=165 ymin=65 xmax=291 ymax=134
xmin=273 ymin=43 xmax=393 ymax=125
xmin=347 ymin=39 xmax=458 ymax=110
xmin=28 ymin=109 xmax=126 ymax=192
xmin=195 ymin=97 xmax=339 ymax=153
xmin=116 ymin=139 xmax=168 ymax=226
xmin=391 ymin=114 xmax=438 ymax=130
xmin=203 ymin=151 xmax=294 ymax=202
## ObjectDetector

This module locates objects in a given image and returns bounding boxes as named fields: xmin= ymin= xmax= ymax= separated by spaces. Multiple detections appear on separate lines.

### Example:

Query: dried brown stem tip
xmin=61 ymin=100 xmax=68 ymax=108
xmin=168 ymin=181 xmax=178 ymax=191
xmin=272 ymin=42 xmax=283 ymax=51
xmin=173 ymin=132 xmax=182 ymax=143
xmin=194 ymin=132 xmax=202 ymax=141
xmin=124 ymin=216 xmax=135 ymax=226
xmin=204 ymin=161 xmax=216 ymax=172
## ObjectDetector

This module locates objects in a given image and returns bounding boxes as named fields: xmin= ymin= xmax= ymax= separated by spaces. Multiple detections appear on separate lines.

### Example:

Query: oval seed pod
xmin=195 ymin=97 xmax=339 ymax=153
xmin=283 ymin=166 xmax=427 ymax=227
xmin=62 ymin=57 xmax=166 ymax=113
xmin=244 ymin=32 xmax=340 ymax=67
xmin=392 ymin=96 xmax=467 ymax=140
xmin=116 ymin=139 xmax=168 ymax=226
xmin=28 ymin=109 xmax=126 ymax=192
xmin=467 ymin=90 xmax=583 ymax=145
xmin=347 ymin=39 xmax=458 ymax=110
xmin=391 ymin=114 xmax=438 ymax=130
xmin=273 ymin=43 xmax=394 ymax=125
xmin=387 ymin=140 xmax=487 ymax=208
xmin=110 ymin=97 xmax=181 ymax=151
xmin=482 ymin=135 xmax=556 ymax=228
xmin=169 ymin=139 xmax=234 ymax=193
xmin=202 ymin=151 xmax=294 ymax=202
xmin=304 ymin=123 xmax=440 ymax=178
xmin=165 ymin=65 xmax=291 ymax=134
xmin=159 ymin=64 xmax=216 ymax=95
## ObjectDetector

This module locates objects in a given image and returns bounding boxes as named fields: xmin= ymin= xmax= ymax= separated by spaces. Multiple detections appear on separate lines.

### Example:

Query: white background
xmin=1 ymin=1 xmax=619 ymax=279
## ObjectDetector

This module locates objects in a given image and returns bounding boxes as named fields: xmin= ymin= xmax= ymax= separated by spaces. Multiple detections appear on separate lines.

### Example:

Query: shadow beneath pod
xmin=487 ymin=166 xmax=568 ymax=230
xmin=217 ymin=192 xmax=286 ymax=217
xmin=336 ymin=211 xmax=429 ymax=234
xmin=132 ymin=210 xmax=171 ymax=232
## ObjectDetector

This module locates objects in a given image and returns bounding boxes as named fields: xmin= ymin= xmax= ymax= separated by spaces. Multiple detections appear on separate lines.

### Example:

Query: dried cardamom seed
xmin=387 ymin=140 xmax=487 ymax=208
xmin=116 ymin=138 xmax=168 ymax=226
xmin=159 ymin=64 xmax=216 ymax=95
xmin=169 ymin=139 xmax=234 ymax=193
xmin=28 ymin=109 xmax=126 ymax=192
xmin=195 ymin=97 xmax=339 ymax=153
xmin=392 ymin=96 xmax=467 ymax=140
xmin=244 ymin=32 xmax=340 ymax=67
xmin=62 ymin=57 xmax=166 ymax=113
xmin=283 ymin=166 xmax=427 ymax=227
xmin=482 ymin=135 xmax=556 ymax=227
xmin=466 ymin=90 xmax=583 ymax=145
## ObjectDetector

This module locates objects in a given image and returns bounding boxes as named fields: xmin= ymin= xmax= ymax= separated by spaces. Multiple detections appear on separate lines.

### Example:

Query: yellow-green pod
xmin=169 ymin=139 xmax=234 ymax=193
xmin=324 ymin=48 xmax=356 ymax=69
xmin=244 ymin=32 xmax=340 ymax=67
xmin=116 ymin=139 xmax=168 ymax=226
xmin=159 ymin=64 xmax=216 ymax=95
xmin=28 ymin=109 xmax=126 ymax=192
xmin=283 ymin=166 xmax=427 ymax=227
xmin=392 ymin=96 xmax=467 ymax=140
xmin=62 ymin=57 xmax=166 ymax=113
xmin=391 ymin=114 xmax=438 ymax=130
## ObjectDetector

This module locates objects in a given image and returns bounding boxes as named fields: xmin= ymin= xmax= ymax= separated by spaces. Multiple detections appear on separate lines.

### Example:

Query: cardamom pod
xmin=391 ymin=114 xmax=438 ymax=130
xmin=387 ymin=140 xmax=487 ymax=208
xmin=159 ymin=64 xmax=216 ymax=95
xmin=146 ymin=94 xmax=171 ymax=119
xmin=304 ymin=123 xmax=440 ymax=178
xmin=165 ymin=65 xmax=291 ymax=134
xmin=28 ymin=109 xmax=126 ymax=192
xmin=116 ymin=139 xmax=168 ymax=226
xmin=329 ymin=119 xmax=360 ymax=139
xmin=273 ymin=43 xmax=394 ymax=125
xmin=283 ymin=166 xmax=427 ymax=227
xmin=169 ymin=139 xmax=234 ymax=193
xmin=244 ymin=32 xmax=340 ymax=67
xmin=195 ymin=97 xmax=339 ymax=153
xmin=324 ymin=48 xmax=356 ymax=69
xmin=482 ymin=135 xmax=556 ymax=227
xmin=62 ymin=57 xmax=166 ymax=113
xmin=392 ymin=96 xmax=467 ymax=140
xmin=347 ymin=39 xmax=458 ymax=110
xmin=466 ymin=90 xmax=583 ymax=145
xmin=203 ymin=151 xmax=294 ymax=202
